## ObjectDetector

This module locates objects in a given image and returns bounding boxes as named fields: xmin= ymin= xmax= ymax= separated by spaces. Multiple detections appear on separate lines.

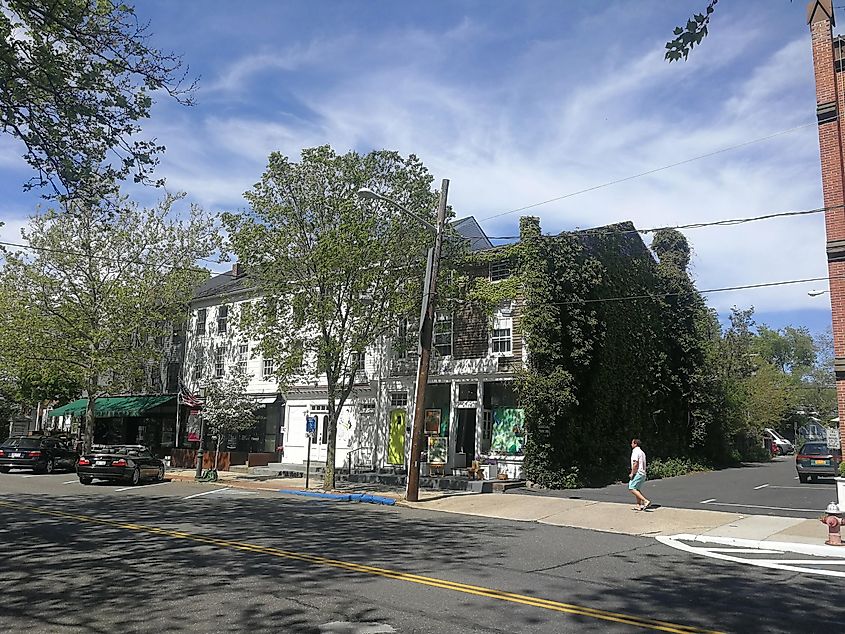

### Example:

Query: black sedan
xmin=77 ymin=445 xmax=165 ymax=486
xmin=0 ymin=436 xmax=79 ymax=474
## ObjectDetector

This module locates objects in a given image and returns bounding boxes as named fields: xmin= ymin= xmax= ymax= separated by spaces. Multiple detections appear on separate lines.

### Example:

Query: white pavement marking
xmin=700 ymin=500 xmax=825 ymax=513
xmin=704 ymin=548 xmax=784 ymax=554
xmin=700 ymin=498 xmax=716 ymax=503
xmin=114 ymin=482 xmax=169 ymax=493
xmin=657 ymin=534 xmax=845 ymax=578
xmin=182 ymin=487 xmax=230 ymax=500
xmin=753 ymin=484 xmax=769 ymax=490
xmin=62 ymin=480 xmax=77 ymax=485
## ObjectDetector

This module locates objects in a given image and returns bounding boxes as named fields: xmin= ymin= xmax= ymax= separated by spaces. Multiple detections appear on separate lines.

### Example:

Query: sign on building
xmin=827 ymin=426 xmax=841 ymax=450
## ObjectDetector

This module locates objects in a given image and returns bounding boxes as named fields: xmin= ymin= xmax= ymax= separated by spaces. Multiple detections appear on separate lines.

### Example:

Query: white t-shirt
xmin=630 ymin=446 xmax=647 ymax=475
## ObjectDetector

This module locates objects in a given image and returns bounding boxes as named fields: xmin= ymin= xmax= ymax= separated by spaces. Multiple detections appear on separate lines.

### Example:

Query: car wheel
xmin=0 ymin=467 xmax=9 ymax=474
xmin=45 ymin=459 xmax=55 ymax=474
xmin=129 ymin=467 xmax=140 ymax=486
xmin=79 ymin=476 xmax=93 ymax=485
xmin=155 ymin=465 xmax=165 ymax=482
xmin=798 ymin=473 xmax=809 ymax=483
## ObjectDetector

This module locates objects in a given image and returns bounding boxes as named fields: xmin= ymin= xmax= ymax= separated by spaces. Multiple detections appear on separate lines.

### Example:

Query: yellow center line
xmin=0 ymin=500 xmax=721 ymax=634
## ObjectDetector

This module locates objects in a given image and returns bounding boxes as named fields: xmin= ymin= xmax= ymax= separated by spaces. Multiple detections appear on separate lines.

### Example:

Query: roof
xmin=49 ymin=395 xmax=175 ymax=418
xmin=192 ymin=267 xmax=253 ymax=301
xmin=451 ymin=216 xmax=494 ymax=251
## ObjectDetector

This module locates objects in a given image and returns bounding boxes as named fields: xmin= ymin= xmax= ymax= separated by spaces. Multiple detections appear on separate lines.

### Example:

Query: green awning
xmin=49 ymin=395 xmax=175 ymax=418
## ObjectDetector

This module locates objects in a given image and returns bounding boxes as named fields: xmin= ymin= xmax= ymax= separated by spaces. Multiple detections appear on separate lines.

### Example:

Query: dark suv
xmin=796 ymin=442 xmax=842 ymax=483
xmin=0 ymin=436 xmax=79 ymax=474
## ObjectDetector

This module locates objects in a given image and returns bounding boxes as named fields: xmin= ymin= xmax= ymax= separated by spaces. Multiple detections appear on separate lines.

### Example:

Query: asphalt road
xmin=513 ymin=457 xmax=841 ymax=518
xmin=1 ymin=471 xmax=843 ymax=633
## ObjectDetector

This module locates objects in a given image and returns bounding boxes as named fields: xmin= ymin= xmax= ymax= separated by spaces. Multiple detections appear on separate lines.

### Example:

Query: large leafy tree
xmin=225 ymin=145 xmax=440 ymax=489
xmin=0 ymin=0 xmax=194 ymax=199
xmin=0 ymin=191 xmax=219 ymax=451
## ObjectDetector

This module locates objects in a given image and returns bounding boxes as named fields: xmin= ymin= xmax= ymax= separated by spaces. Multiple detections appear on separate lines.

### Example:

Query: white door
xmin=314 ymin=413 xmax=330 ymax=463
xmin=286 ymin=405 xmax=309 ymax=464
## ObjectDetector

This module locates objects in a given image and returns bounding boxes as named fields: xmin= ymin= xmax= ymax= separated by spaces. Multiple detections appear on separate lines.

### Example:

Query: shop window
xmin=195 ymin=309 xmax=207 ymax=335
xmin=433 ymin=311 xmax=452 ymax=357
xmin=390 ymin=392 xmax=408 ymax=408
xmin=217 ymin=305 xmax=229 ymax=334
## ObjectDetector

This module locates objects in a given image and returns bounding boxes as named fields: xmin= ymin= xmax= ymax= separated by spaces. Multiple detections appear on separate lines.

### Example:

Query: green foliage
xmin=0 ymin=0 xmax=195 ymax=199
xmin=201 ymin=367 xmax=259 ymax=471
xmin=647 ymin=457 xmax=710 ymax=480
xmin=0 ymin=191 xmax=219 ymax=450
xmin=665 ymin=1 xmax=719 ymax=62
xmin=224 ymin=145 xmax=445 ymax=489
xmin=839 ymin=461 xmax=845 ymax=478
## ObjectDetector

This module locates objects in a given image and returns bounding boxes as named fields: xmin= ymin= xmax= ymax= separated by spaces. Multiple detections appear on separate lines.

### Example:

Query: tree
xmin=665 ymin=1 xmax=719 ymax=62
xmin=200 ymin=368 xmax=259 ymax=471
xmin=0 ymin=0 xmax=194 ymax=200
xmin=0 ymin=191 xmax=219 ymax=451
xmin=224 ymin=145 xmax=441 ymax=489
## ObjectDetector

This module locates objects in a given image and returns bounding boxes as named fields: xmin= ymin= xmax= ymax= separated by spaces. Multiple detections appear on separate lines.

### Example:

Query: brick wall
xmin=808 ymin=0 xmax=845 ymax=445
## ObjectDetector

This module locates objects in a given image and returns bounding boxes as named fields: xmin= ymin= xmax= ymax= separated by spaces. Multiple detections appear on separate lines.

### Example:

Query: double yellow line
xmin=0 ymin=500 xmax=721 ymax=633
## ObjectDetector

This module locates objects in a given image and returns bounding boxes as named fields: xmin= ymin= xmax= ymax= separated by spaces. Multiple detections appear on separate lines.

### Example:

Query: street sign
xmin=306 ymin=415 xmax=317 ymax=433
xmin=827 ymin=426 xmax=841 ymax=450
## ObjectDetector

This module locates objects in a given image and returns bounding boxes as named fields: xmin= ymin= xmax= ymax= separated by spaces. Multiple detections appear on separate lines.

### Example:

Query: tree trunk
xmin=83 ymin=394 xmax=96 ymax=453
xmin=214 ymin=433 xmax=222 ymax=471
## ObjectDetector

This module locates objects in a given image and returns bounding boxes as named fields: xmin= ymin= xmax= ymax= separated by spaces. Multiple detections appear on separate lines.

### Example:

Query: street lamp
xmin=808 ymin=289 xmax=830 ymax=297
xmin=357 ymin=181 xmax=449 ymax=502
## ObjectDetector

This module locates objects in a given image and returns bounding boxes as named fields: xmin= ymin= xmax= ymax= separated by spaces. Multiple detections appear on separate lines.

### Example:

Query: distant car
xmin=796 ymin=442 xmax=842 ymax=483
xmin=76 ymin=445 xmax=165 ymax=486
xmin=763 ymin=428 xmax=794 ymax=455
xmin=0 ymin=436 xmax=79 ymax=474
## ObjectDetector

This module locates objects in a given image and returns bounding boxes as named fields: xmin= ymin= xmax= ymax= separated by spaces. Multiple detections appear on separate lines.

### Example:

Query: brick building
xmin=807 ymin=0 xmax=845 ymax=446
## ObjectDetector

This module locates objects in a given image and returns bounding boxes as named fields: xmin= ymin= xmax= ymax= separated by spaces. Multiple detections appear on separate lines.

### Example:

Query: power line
xmin=483 ymin=204 xmax=836 ymax=241
xmin=551 ymin=275 xmax=834 ymax=306
xmin=479 ymin=121 xmax=816 ymax=222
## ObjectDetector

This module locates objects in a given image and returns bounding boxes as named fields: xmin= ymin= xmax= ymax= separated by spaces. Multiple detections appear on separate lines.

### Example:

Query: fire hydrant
xmin=821 ymin=502 xmax=845 ymax=546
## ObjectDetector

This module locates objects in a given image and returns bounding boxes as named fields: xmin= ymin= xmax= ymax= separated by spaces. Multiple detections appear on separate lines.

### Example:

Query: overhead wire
xmin=478 ymin=121 xmax=816 ymax=222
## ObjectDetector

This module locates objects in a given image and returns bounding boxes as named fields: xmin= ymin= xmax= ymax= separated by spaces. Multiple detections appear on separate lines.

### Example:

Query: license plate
xmin=12 ymin=453 xmax=23 ymax=458
xmin=813 ymin=459 xmax=828 ymax=465
xmin=95 ymin=460 xmax=107 ymax=466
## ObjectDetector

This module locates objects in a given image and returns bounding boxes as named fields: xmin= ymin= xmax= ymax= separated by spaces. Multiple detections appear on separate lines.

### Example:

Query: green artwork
xmin=491 ymin=408 xmax=525 ymax=455
xmin=388 ymin=409 xmax=406 ymax=465
xmin=427 ymin=436 xmax=448 ymax=464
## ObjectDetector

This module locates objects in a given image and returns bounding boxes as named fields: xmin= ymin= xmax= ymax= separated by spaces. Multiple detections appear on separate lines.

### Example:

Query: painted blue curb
xmin=278 ymin=489 xmax=396 ymax=506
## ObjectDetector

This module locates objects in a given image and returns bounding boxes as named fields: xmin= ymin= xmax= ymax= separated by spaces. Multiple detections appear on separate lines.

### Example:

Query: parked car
xmin=76 ymin=445 xmax=165 ymax=485
xmin=763 ymin=428 xmax=794 ymax=455
xmin=0 ymin=435 xmax=79 ymax=474
xmin=795 ymin=442 xmax=842 ymax=483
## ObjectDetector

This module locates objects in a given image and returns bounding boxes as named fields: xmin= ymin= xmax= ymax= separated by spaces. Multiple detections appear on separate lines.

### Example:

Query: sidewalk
xmin=165 ymin=468 xmax=836 ymax=551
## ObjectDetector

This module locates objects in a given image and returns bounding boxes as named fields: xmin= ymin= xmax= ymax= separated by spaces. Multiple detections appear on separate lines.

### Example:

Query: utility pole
xmin=406 ymin=179 xmax=449 ymax=502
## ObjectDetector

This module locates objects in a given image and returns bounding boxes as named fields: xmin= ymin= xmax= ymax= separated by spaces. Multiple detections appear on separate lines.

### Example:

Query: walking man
xmin=628 ymin=438 xmax=650 ymax=511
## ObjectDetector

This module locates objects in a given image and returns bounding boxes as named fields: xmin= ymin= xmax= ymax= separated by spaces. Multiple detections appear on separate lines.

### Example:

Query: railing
xmin=345 ymin=446 xmax=375 ymax=475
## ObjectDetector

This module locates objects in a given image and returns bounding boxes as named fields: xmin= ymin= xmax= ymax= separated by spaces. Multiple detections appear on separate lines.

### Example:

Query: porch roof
xmin=49 ymin=395 xmax=175 ymax=418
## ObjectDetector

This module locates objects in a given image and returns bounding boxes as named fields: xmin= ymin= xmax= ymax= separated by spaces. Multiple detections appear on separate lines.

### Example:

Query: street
xmin=514 ymin=457 xmax=839 ymax=519
xmin=1 ymin=473 xmax=843 ymax=633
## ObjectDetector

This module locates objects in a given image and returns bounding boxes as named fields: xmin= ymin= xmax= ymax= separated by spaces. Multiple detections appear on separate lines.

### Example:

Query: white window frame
xmin=195 ymin=308 xmax=207 ymax=336
xmin=390 ymin=392 xmax=408 ymax=408
xmin=490 ymin=307 xmax=513 ymax=356
xmin=237 ymin=343 xmax=249 ymax=374
xmin=215 ymin=347 xmax=225 ymax=378
xmin=263 ymin=358 xmax=275 ymax=380
xmin=433 ymin=311 xmax=452 ymax=357
xmin=217 ymin=305 xmax=229 ymax=334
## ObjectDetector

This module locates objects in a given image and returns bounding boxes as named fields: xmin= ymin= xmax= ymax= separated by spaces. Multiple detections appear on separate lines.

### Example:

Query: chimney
xmin=231 ymin=262 xmax=243 ymax=278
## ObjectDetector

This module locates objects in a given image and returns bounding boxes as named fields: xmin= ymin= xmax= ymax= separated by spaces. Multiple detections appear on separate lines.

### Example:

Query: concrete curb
xmin=664 ymin=533 xmax=845 ymax=558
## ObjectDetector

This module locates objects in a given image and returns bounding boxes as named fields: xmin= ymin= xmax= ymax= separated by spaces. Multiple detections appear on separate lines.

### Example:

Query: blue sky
xmin=0 ymin=0 xmax=834 ymax=335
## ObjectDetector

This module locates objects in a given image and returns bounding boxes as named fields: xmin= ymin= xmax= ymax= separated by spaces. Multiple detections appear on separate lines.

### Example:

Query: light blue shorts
xmin=628 ymin=473 xmax=646 ymax=490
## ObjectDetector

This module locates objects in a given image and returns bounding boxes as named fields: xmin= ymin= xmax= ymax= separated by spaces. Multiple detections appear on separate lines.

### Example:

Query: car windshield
xmin=1 ymin=437 xmax=41 ymax=449
xmin=800 ymin=443 xmax=829 ymax=456
xmin=102 ymin=446 xmax=143 ymax=456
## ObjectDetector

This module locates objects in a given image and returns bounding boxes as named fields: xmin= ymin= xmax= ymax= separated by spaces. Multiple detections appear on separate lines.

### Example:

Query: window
xmin=490 ymin=260 xmax=511 ymax=282
xmin=215 ymin=347 xmax=225 ymax=378
xmin=238 ymin=344 xmax=249 ymax=374
xmin=352 ymin=351 xmax=366 ymax=369
xmin=458 ymin=383 xmax=478 ymax=401
xmin=433 ymin=311 xmax=452 ymax=357
xmin=217 ymin=305 xmax=229 ymax=334
xmin=394 ymin=319 xmax=410 ymax=359
xmin=263 ymin=358 xmax=275 ymax=380
xmin=359 ymin=401 xmax=376 ymax=413
xmin=195 ymin=309 xmax=207 ymax=335
xmin=491 ymin=327 xmax=512 ymax=354
xmin=390 ymin=392 xmax=408 ymax=408
xmin=193 ymin=351 xmax=204 ymax=380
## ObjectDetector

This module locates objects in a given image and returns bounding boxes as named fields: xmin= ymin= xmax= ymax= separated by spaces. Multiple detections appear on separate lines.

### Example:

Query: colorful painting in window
xmin=491 ymin=407 xmax=525 ymax=455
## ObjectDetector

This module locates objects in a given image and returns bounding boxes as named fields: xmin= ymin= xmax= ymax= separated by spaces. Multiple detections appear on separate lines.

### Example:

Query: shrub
xmin=839 ymin=461 xmax=845 ymax=478
xmin=739 ymin=444 xmax=772 ymax=464
xmin=648 ymin=457 xmax=710 ymax=480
